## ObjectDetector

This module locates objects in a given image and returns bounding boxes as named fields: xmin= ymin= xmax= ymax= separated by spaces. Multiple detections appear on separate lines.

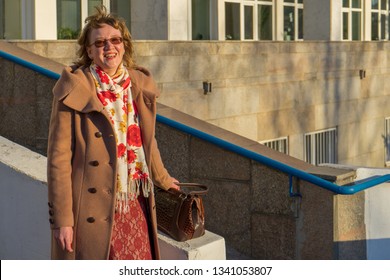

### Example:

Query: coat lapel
xmin=53 ymin=66 xmax=104 ymax=113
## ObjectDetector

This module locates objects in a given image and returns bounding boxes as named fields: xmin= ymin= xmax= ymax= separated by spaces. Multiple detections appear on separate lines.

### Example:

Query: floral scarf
xmin=90 ymin=63 xmax=152 ymax=213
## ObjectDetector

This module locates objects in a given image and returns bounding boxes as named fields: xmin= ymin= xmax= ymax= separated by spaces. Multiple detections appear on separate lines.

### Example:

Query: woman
xmin=47 ymin=6 xmax=178 ymax=260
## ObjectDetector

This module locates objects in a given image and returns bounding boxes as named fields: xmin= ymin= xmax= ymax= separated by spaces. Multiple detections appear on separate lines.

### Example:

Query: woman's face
xmin=87 ymin=24 xmax=125 ymax=76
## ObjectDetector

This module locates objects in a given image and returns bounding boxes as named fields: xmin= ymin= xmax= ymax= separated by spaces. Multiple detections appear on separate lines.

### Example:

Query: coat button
xmin=95 ymin=132 xmax=103 ymax=138
xmin=49 ymin=218 xmax=55 ymax=224
xmin=88 ymin=188 xmax=97 ymax=194
xmin=87 ymin=217 xmax=95 ymax=223
xmin=90 ymin=160 xmax=99 ymax=166
xmin=48 ymin=202 xmax=53 ymax=208
xmin=49 ymin=210 xmax=54 ymax=216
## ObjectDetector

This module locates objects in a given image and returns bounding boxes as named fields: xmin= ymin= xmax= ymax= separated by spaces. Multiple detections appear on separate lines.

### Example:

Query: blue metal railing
xmin=156 ymin=115 xmax=390 ymax=195
xmin=2 ymin=49 xmax=390 ymax=195
xmin=0 ymin=50 xmax=60 ymax=80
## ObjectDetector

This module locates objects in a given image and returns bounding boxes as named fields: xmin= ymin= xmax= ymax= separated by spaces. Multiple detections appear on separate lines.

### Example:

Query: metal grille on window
xmin=305 ymin=128 xmax=337 ymax=165
xmin=261 ymin=137 xmax=289 ymax=154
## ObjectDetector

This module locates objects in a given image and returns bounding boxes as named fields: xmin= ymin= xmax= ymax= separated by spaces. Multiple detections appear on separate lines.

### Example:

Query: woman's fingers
xmin=54 ymin=227 xmax=74 ymax=252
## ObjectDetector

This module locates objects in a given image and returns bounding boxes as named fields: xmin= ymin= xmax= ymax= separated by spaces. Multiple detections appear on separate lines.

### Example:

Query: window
xmin=57 ymin=0 xmax=122 ymax=40
xmin=0 ymin=0 xmax=4 ymax=39
xmin=224 ymin=0 xmax=274 ymax=40
xmin=110 ymin=0 xmax=131 ymax=28
xmin=1 ymin=0 xmax=22 ymax=39
xmin=88 ymin=0 xmax=102 ymax=15
xmin=88 ymin=0 xmax=131 ymax=27
xmin=225 ymin=2 xmax=241 ymax=40
xmin=305 ymin=128 xmax=337 ymax=165
xmin=244 ymin=5 xmax=254 ymax=39
xmin=385 ymin=118 xmax=390 ymax=165
xmin=283 ymin=0 xmax=303 ymax=41
xmin=192 ymin=0 xmax=210 ymax=40
xmin=371 ymin=0 xmax=389 ymax=40
xmin=342 ymin=0 xmax=362 ymax=40
xmin=258 ymin=0 xmax=273 ymax=40
xmin=261 ymin=137 xmax=289 ymax=154
xmin=57 ymin=0 xmax=81 ymax=39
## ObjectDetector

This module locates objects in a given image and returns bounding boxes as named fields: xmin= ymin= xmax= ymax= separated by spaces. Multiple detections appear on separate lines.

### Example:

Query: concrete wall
xmin=322 ymin=164 xmax=390 ymax=260
xmin=0 ymin=53 xmax=58 ymax=154
xmin=8 ymin=40 xmax=390 ymax=169
xmin=0 ymin=137 xmax=49 ymax=260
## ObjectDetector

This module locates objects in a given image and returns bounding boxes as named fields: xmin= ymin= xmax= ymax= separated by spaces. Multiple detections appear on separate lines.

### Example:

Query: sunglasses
xmin=89 ymin=37 xmax=123 ymax=48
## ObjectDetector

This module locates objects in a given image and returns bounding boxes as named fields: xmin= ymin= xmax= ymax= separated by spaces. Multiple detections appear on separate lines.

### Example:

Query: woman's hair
xmin=75 ymin=5 xmax=135 ymax=68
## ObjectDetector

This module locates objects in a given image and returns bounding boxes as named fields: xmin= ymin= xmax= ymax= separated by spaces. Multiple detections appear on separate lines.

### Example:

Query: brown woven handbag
xmin=154 ymin=183 xmax=208 ymax=242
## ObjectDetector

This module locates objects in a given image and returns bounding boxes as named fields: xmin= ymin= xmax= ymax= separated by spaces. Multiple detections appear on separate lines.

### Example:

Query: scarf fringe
xmin=115 ymin=177 xmax=154 ymax=214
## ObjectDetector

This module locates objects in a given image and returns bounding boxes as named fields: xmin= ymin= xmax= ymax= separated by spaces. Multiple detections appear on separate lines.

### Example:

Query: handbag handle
xmin=174 ymin=182 xmax=208 ymax=196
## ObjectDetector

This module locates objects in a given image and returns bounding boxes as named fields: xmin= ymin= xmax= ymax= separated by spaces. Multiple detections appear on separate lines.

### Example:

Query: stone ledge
xmin=0 ymin=136 xmax=47 ymax=183
xmin=158 ymin=230 xmax=226 ymax=260
xmin=307 ymin=165 xmax=356 ymax=186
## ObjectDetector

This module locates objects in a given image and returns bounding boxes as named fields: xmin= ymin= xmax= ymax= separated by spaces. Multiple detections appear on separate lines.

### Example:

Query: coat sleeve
xmin=47 ymin=96 xmax=74 ymax=229
xmin=150 ymin=137 xmax=174 ymax=191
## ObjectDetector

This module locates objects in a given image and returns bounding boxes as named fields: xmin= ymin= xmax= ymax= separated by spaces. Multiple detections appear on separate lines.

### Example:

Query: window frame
xmin=222 ymin=0 xmax=275 ymax=41
xmin=258 ymin=0 xmax=274 ymax=40
xmin=243 ymin=2 xmax=255 ymax=40
xmin=282 ymin=0 xmax=304 ymax=41
xmin=371 ymin=0 xmax=389 ymax=40
xmin=304 ymin=128 xmax=338 ymax=166
xmin=260 ymin=136 xmax=289 ymax=155
xmin=342 ymin=0 xmax=363 ymax=41
xmin=225 ymin=0 xmax=242 ymax=40
xmin=191 ymin=0 xmax=212 ymax=40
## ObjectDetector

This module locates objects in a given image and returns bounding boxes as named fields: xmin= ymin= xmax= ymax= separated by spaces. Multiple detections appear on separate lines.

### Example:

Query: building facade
xmin=2 ymin=0 xmax=390 ymax=41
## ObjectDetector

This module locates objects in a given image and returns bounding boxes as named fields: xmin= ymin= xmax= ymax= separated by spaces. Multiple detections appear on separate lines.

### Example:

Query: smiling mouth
xmin=104 ymin=53 xmax=117 ymax=59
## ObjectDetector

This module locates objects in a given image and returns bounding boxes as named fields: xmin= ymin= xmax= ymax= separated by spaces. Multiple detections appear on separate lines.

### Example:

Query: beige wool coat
xmin=47 ymin=65 xmax=174 ymax=260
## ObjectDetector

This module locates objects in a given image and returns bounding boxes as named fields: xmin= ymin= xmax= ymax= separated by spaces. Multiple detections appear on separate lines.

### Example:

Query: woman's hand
xmin=170 ymin=178 xmax=180 ymax=190
xmin=54 ymin=226 xmax=74 ymax=252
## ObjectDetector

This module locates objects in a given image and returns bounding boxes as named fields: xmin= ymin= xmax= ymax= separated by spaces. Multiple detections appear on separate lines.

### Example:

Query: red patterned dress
xmin=109 ymin=194 xmax=152 ymax=260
